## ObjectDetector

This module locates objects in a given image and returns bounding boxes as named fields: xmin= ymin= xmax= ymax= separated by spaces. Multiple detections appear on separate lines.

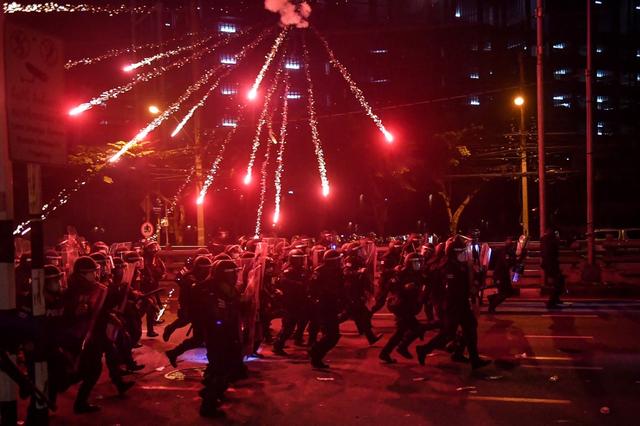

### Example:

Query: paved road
xmin=32 ymin=296 xmax=640 ymax=426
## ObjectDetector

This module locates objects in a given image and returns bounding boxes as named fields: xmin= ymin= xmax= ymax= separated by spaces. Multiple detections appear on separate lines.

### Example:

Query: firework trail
xmin=247 ymin=27 xmax=288 ymax=100
xmin=123 ymin=33 xmax=218 ymax=72
xmin=65 ymin=32 xmax=198 ymax=70
xmin=272 ymin=74 xmax=290 ymax=224
xmin=68 ymin=27 xmax=257 ymax=116
xmin=110 ymin=29 xmax=270 ymax=162
xmin=303 ymin=39 xmax=330 ymax=197
xmin=3 ymin=2 xmax=152 ymax=14
xmin=314 ymin=28 xmax=393 ymax=143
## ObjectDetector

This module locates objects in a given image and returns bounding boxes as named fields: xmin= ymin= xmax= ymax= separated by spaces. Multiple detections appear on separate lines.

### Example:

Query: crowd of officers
xmin=6 ymin=228 xmax=566 ymax=420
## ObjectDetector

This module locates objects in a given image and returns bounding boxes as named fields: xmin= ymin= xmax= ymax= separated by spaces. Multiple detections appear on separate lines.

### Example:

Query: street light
xmin=148 ymin=105 xmax=161 ymax=115
xmin=513 ymin=95 xmax=529 ymax=236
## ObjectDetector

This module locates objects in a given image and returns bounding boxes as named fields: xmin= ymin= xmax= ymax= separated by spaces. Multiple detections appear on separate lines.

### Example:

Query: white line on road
xmin=524 ymin=335 xmax=593 ymax=339
xmin=139 ymin=385 xmax=199 ymax=391
xmin=541 ymin=314 xmax=599 ymax=318
xmin=520 ymin=365 xmax=603 ymax=370
xmin=467 ymin=396 xmax=572 ymax=405
xmin=515 ymin=356 xmax=574 ymax=361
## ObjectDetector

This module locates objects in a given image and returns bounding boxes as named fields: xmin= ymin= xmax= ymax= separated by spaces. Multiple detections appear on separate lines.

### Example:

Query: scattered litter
xmin=485 ymin=375 xmax=504 ymax=381
xmin=155 ymin=366 xmax=166 ymax=372
xmin=456 ymin=386 xmax=477 ymax=392
xmin=599 ymin=406 xmax=610 ymax=415
xmin=316 ymin=377 xmax=335 ymax=381
xmin=412 ymin=377 xmax=427 ymax=382
xmin=515 ymin=353 xmax=528 ymax=359
xmin=549 ymin=375 xmax=560 ymax=383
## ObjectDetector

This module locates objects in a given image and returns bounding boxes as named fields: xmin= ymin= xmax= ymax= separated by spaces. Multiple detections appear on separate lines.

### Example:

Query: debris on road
xmin=316 ymin=377 xmax=335 ymax=381
xmin=549 ymin=375 xmax=560 ymax=382
xmin=485 ymin=375 xmax=504 ymax=381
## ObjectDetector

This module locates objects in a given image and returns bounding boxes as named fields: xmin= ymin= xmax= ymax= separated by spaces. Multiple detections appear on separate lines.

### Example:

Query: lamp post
xmin=514 ymin=96 xmax=529 ymax=236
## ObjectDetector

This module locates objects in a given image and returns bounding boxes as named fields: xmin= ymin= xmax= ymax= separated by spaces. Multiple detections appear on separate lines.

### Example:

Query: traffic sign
xmin=140 ymin=222 xmax=154 ymax=238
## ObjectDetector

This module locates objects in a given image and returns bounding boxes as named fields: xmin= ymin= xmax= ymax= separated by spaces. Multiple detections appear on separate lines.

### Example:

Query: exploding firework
xmin=247 ymin=27 xmax=288 ymax=100
xmin=168 ymin=167 xmax=195 ymax=215
xmin=303 ymin=39 xmax=330 ymax=197
xmin=314 ymin=29 xmax=393 ymax=143
xmin=254 ymin=121 xmax=276 ymax=237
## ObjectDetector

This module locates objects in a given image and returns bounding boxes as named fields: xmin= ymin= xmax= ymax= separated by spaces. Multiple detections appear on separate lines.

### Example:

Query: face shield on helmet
xmin=288 ymin=249 xmax=307 ymax=269
xmin=404 ymin=253 xmax=423 ymax=271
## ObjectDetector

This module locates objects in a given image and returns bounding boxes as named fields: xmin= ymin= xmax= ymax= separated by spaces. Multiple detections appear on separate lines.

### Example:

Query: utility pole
xmin=0 ymin=13 xmax=18 ymax=424
xmin=536 ymin=0 xmax=547 ymax=239
xmin=190 ymin=0 xmax=205 ymax=246
xmin=586 ymin=0 xmax=595 ymax=266
xmin=518 ymin=53 xmax=529 ymax=237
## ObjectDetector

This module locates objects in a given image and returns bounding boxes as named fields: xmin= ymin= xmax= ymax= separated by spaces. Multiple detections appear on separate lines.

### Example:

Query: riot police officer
xmin=342 ymin=243 xmax=382 ymax=345
xmin=379 ymin=253 xmax=424 ymax=364
xmin=372 ymin=240 xmax=403 ymax=313
xmin=416 ymin=237 xmax=490 ymax=370
xmin=308 ymin=250 xmax=346 ymax=369
xmin=488 ymin=237 xmax=517 ymax=313
xmin=195 ymin=259 xmax=241 ymax=418
xmin=141 ymin=241 xmax=166 ymax=337
xmin=272 ymin=249 xmax=310 ymax=355
xmin=165 ymin=255 xmax=212 ymax=367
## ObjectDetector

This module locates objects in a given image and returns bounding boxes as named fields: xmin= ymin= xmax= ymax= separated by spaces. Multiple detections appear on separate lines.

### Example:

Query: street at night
xmin=2 ymin=0 xmax=640 ymax=425
xmin=39 ymin=291 xmax=640 ymax=425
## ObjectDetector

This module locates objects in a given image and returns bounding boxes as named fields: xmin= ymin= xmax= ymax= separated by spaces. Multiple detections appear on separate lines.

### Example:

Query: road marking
xmin=467 ymin=396 xmax=571 ymax=405
xmin=520 ymin=365 xmax=603 ymax=371
xmin=139 ymin=385 xmax=199 ymax=391
xmin=516 ymin=356 xmax=574 ymax=361
xmin=541 ymin=314 xmax=599 ymax=318
xmin=524 ymin=335 xmax=593 ymax=340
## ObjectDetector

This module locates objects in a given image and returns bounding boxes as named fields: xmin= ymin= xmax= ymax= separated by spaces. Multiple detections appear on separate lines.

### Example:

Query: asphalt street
xmin=30 ymin=293 xmax=640 ymax=426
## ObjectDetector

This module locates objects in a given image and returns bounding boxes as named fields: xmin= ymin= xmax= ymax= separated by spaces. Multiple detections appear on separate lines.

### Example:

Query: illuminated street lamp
xmin=514 ymin=95 xmax=528 ymax=236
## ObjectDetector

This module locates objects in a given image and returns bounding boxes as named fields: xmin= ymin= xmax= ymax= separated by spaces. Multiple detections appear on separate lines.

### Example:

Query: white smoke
xmin=265 ymin=0 xmax=311 ymax=29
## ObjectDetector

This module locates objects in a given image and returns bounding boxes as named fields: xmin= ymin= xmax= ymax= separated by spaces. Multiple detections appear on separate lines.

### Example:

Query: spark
xmin=123 ymin=34 xmax=217 ymax=72
xmin=69 ymin=28 xmax=250 ymax=116
xmin=171 ymin=30 xmax=270 ymax=138
xmin=243 ymin=53 xmax=287 ymax=185
xmin=167 ymin=167 xmax=195 ymax=215
xmin=314 ymin=28 xmax=393 ymax=144
xmin=247 ymin=27 xmax=288 ymax=100
xmin=254 ymin=120 xmax=275 ymax=238
xmin=273 ymin=74 xmax=290 ymax=225
xmin=65 ymin=32 xmax=197 ymax=70
xmin=109 ymin=65 xmax=224 ymax=163
xmin=3 ymin=2 xmax=152 ymax=14
xmin=197 ymin=108 xmax=248 ymax=204
xmin=303 ymin=39 xmax=330 ymax=197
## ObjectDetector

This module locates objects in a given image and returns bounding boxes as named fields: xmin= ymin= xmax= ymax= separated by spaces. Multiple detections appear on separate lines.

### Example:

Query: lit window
xmin=596 ymin=95 xmax=608 ymax=103
xmin=222 ymin=118 xmax=237 ymax=127
xmin=470 ymin=42 xmax=479 ymax=51
xmin=218 ymin=23 xmax=236 ymax=33
xmin=455 ymin=5 xmax=461 ymax=18
xmin=594 ymin=0 xmax=603 ymax=4
xmin=220 ymin=55 xmax=236 ymax=65
xmin=552 ymin=42 xmax=567 ymax=49
xmin=596 ymin=70 xmax=611 ymax=78
xmin=370 ymin=49 xmax=388 ymax=54
xmin=554 ymin=68 xmax=570 ymax=77
xmin=553 ymin=95 xmax=571 ymax=108
xmin=285 ymin=59 xmax=301 ymax=70
xmin=596 ymin=46 xmax=604 ymax=53
xmin=483 ymin=41 xmax=492 ymax=51
xmin=371 ymin=78 xmax=389 ymax=83
xmin=637 ymin=73 xmax=640 ymax=82
xmin=286 ymin=91 xmax=302 ymax=99
xmin=468 ymin=96 xmax=480 ymax=106
xmin=164 ymin=22 xmax=171 ymax=27
xmin=636 ymin=49 xmax=640 ymax=58
xmin=220 ymin=86 xmax=237 ymax=95
xmin=469 ymin=72 xmax=480 ymax=79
